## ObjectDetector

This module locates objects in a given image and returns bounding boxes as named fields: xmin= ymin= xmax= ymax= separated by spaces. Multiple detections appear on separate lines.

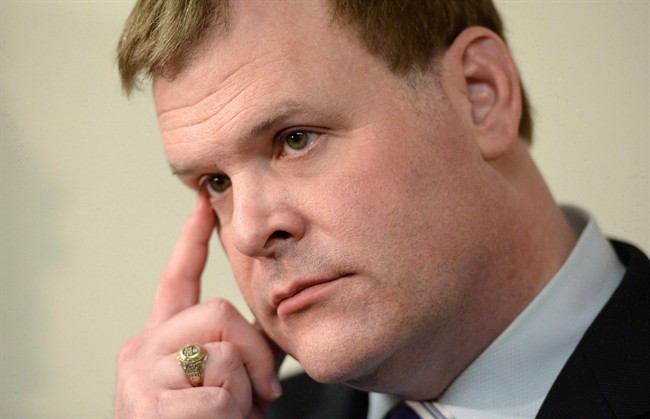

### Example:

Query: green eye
xmin=206 ymin=175 xmax=231 ymax=196
xmin=284 ymin=131 xmax=315 ymax=151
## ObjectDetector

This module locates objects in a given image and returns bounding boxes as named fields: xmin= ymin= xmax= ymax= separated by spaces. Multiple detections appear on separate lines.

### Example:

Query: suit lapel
xmin=537 ymin=241 xmax=650 ymax=418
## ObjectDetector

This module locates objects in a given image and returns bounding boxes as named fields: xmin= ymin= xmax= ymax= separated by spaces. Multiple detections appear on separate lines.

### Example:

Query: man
xmin=114 ymin=1 xmax=649 ymax=418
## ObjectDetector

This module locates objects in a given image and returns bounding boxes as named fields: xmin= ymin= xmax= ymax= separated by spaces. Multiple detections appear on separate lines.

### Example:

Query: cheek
xmin=330 ymin=126 xmax=485 ymax=264
xmin=321 ymin=137 xmax=444 ymax=231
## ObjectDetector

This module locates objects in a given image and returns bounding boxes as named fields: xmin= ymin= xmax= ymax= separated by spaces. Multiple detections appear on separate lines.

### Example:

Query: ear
xmin=440 ymin=27 xmax=522 ymax=161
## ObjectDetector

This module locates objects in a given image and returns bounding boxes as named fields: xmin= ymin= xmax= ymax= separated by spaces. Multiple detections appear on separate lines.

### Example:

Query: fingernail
xmin=271 ymin=377 xmax=283 ymax=399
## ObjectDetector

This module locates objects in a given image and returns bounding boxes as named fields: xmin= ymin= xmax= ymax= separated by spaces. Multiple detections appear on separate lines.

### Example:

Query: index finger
xmin=147 ymin=195 xmax=216 ymax=328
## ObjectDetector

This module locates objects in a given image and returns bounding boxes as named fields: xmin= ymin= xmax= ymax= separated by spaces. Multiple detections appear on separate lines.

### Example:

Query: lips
xmin=272 ymin=274 xmax=351 ymax=316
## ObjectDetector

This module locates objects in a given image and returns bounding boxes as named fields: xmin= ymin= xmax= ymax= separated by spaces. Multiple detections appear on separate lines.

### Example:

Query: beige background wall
xmin=1 ymin=1 xmax=648 ymax=417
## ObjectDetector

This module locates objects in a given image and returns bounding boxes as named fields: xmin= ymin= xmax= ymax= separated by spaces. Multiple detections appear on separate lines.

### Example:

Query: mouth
xmin=273 ymin=274 xmax=352 ymax=316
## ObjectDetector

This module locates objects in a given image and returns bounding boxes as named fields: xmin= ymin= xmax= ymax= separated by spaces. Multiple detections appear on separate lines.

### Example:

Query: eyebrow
xmin=249 ymin=101 xmax=302 ymax=139
xmin=169 ymin=101 xmax=304 ymax=177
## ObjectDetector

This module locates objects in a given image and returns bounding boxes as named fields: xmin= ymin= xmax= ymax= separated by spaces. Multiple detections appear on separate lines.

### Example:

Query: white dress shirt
xmin=368 ymin=206 xmax=626 ymax=419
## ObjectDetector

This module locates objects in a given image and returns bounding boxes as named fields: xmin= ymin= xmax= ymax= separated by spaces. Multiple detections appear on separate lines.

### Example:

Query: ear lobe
xmin=445 ymin=27 xmax=522 ymax=161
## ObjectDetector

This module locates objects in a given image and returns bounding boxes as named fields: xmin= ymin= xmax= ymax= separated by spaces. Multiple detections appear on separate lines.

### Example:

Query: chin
xmin=287 ymin=323 xmax=397 ymax=386
xmin=271 ymin=291 xmax=414 ymax=386
xmin=299 ymin=344 xmax=420 ymax=398
xmin=300 ymin=348 xmax=387 ymax=385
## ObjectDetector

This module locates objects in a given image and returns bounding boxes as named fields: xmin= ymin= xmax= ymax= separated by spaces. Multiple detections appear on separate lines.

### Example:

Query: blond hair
xmin=117 ymin=0 xmax=533 ymax=142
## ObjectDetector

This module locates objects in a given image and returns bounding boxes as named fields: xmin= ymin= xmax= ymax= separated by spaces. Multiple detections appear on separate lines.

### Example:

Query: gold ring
xmin=177 ymin=344 xmax=208 ymax=387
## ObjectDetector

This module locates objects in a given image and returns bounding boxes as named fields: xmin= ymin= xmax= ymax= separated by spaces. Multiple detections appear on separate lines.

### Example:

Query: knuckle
xmin=116 ymin=374 xmax=157 ymax=417
xmin=158 ymin=265 xmax=176 ymax=286
xmin=215 ymin=341 xmax=242 ymax=372
xmin=156 ymin=390 xmax=177 ymax=416
xmin=206 ymin=387 xmax=242 ymax=418
xmin=205 ymin=387 xmax=229 ymax=410
xmin=205 ymin=298 xmax=236 ymax=319
xmin=157 ymin=388 xmax=241 ymax=418
xmin=116 ymin=337 xmax=141 ymax=369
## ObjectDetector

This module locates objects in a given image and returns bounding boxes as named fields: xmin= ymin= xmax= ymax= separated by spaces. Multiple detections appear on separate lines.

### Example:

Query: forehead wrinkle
xmin=165 ymin=100 xmax=311 ymax=179
xmin=165 ymin=130 xmax=230 ymax=176
xmin=156 ymin=51 xmax=275 ymax=131
xmin=158 ymin=74 xmax=265 ymax=136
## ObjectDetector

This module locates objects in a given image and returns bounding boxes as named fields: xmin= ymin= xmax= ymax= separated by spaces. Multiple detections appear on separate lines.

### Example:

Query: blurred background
xmin=1 ymin=1 xmax=648 ymax=417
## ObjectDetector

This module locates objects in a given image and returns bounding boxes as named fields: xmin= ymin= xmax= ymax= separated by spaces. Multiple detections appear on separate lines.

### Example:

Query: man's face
xmin=155 ymin=0 xmax=504 ymax=394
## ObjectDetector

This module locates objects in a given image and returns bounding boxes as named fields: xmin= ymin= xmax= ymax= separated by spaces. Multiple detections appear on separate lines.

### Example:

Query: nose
xmin=228 ymin=175 xmax=305 ymax=258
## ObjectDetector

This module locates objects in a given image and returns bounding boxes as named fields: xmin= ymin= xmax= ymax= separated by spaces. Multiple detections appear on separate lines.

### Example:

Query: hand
xmin=115 ymin=196 xmax=282 ymax=418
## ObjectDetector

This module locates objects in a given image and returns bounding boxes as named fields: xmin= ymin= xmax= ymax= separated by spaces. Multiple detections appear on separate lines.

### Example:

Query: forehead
xmin=153 ymin=0 xmax=350 ymax=119
xmin=151 ymin=0 xmax=427 ymax=174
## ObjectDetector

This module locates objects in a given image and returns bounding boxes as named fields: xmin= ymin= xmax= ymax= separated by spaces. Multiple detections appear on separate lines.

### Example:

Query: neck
xmin=345 ymin=141 xmax=579 ymax=400
xmin=444 ymin=141 xmax=578 ymax=393
xmin=402 ymin=142 xmax=577 ymax=399
xmin=496 ymin=142 xmax=579 ymax=286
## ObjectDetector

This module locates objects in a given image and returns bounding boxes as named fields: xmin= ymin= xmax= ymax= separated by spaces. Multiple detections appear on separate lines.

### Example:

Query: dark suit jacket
xmin=266 ymin=241 xmax=649 ymax=419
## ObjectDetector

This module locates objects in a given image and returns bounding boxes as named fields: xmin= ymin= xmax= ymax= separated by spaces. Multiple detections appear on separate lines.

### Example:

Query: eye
xmin=203 ymin=174 xmax=231 ymax=197
xmin=280 ymin=130 xmax=317 ymax=153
